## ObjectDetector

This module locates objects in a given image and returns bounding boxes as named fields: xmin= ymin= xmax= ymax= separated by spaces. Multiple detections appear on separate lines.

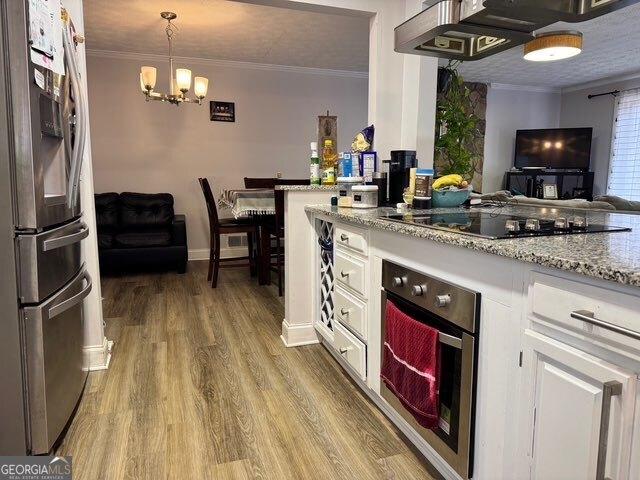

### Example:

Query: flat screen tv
xmin=514 ymin=128 xmax=593 ymax=171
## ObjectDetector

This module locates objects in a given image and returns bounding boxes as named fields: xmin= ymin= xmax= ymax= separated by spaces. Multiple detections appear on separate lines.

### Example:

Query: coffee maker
xmin=384 ymin=150 xmax=417 ymax=204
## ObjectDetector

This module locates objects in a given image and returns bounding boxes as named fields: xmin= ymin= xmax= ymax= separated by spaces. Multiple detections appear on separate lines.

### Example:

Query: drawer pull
xmin=339 ymin=347 xmax=350 ymax=355
xmin=340 ymin=308 xmax=350 ymax=316
xmin=340 ymin=270 xmax=351 ymax=278
xmin=596 ymin=380 xmax=623 ymax=480
xmin=571 ymin=310 xmax=640 ymax=341
xmin=340 ymin=234 xmax=349 ymax=242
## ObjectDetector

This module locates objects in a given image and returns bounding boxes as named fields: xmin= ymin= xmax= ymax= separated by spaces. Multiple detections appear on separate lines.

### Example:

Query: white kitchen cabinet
xmin=518 ymin=329 xmax=638 ymax=480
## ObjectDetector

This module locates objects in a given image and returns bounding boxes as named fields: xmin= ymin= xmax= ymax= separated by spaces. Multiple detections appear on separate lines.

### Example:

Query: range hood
xmin=395 ymin=0 xmax=640 ymax=61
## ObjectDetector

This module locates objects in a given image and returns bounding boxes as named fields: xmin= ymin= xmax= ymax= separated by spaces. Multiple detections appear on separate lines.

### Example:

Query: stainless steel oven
xmin=381 ymin=260 xmax=480 ymax=479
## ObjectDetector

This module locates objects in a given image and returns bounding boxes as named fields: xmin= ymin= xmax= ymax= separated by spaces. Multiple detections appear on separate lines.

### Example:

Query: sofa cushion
xmin=114 ymin=230 xmax=171 ymax=248
xmin=120 ymin=192 xmax=174 ymax=228
xmin=97 ymin=233 xmax=114 ymax=249
xmin=94 ymin=192 xmax=119 ymax=230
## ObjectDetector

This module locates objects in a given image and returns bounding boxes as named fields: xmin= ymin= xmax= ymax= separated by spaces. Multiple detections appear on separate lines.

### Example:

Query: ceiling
xmin=456 ymin=3 xmax=640 ymax=89
xmin=83 ymin=0 xmax=370 ymax=71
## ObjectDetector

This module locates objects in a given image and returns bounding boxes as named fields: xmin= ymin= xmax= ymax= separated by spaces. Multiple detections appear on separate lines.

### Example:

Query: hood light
xmin=524 ymin=31 xmax=583 ymax=62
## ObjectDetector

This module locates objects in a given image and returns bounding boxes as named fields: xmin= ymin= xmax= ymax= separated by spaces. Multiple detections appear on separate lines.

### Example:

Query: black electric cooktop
xmin=383 ymin=211 xmax=631 ymax=239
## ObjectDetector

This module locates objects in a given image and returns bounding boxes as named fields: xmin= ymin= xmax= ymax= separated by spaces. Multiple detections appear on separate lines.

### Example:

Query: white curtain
xmin=607 ymin=88 xmax=640 ymax=200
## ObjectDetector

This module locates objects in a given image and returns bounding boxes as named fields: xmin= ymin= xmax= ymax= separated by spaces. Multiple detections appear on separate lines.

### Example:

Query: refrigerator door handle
xmin=42 ymin=222 xmax=88 ymax=251
xmin=63 ymin=25 xmax=87 ymax=210
xmin=48 ymin=272 xmax=92 ymax=319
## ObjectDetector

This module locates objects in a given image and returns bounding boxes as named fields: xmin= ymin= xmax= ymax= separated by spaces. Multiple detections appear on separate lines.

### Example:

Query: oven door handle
xmin=439 ymin=332 xmax=462 ymax=350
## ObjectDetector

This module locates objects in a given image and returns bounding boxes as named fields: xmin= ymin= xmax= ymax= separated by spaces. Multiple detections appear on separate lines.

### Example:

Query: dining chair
xmin=244 ymin=177 xmax=278 ymax=189
xmin=198 ymin=178 xmax=257 ymax=288
xmin=264 ymin=179 xmax=311 ymax=296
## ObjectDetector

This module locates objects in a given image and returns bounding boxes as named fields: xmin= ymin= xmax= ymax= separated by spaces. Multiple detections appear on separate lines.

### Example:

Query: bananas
xmin=433 ymin=174 xmax=464 ymax=191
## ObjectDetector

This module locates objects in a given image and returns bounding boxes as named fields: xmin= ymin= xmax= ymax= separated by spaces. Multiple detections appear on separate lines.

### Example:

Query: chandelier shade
xmin=176 ymin=68 xmax=192 ymax=92
xmin=194 ymin=77 xmax=209 ymax=99
xmin=140 ymin=66 xmax=157 ymax=90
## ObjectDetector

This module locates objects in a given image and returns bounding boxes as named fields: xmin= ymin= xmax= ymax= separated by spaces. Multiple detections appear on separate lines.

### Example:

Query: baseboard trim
xmin=188 ymin=246 xmax=248 ymax=261
xmin=281 ymin=318 xmax=320 ymax=347
xmin=83 ymin=337 xmax=113 ymax=371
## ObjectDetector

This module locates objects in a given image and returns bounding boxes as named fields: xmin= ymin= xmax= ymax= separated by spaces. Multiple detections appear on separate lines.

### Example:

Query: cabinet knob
xmin=392 ymin=276 xmax=406 ymax=288
xmin=340 ymin=270 xmax=350 ymax=278
xmin=340 ymin=234 xmax=349 ymax=242
xmin=340 ymin=308 xmax=350 ymax=316
xmin=339 ymin=347 xmax=350 ymax=355
xmin=411 ymin=285 xmax=426 ymax=297
xmin=435 ymin=294 xmax=451 ymax=307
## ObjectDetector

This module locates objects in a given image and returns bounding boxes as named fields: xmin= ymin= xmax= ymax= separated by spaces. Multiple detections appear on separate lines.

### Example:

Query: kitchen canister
xmin=337 ymin=176 xmax=364 ymax=207
xmin=352 ymin=185 xmax=378 ymax=209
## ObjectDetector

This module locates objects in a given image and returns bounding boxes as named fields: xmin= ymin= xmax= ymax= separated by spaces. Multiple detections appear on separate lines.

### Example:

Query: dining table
xmin=218 ymin=188 xmax=276 ymax=286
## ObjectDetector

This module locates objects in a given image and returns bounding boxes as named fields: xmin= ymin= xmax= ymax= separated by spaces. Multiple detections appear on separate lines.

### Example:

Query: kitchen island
xmin=283 ymin=198 xmax=640 ymax=480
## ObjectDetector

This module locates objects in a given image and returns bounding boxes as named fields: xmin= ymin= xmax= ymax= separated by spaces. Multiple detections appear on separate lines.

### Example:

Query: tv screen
xmin=514 ymin=128 xmax=592 ymax=170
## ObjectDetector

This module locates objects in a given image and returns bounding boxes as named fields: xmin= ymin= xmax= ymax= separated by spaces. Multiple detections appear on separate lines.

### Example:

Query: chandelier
xmin=139 ymin=12 xmax=209 ymax=106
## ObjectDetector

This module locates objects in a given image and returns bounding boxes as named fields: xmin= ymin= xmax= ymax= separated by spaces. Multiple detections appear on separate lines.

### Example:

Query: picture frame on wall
xmin=210 ymin=101 xmax=235 ymax=122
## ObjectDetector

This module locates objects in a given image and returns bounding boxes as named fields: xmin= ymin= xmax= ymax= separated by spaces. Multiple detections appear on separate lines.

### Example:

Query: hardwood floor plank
xmin=57 ymin=263 xmax=438 ymax=480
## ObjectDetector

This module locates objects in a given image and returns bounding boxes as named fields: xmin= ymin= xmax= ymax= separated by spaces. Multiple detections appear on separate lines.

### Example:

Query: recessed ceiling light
xmin=523 ymin=31 xmax=583 ymax=62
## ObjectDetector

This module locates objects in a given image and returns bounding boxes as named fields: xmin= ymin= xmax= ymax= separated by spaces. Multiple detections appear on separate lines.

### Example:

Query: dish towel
xmin=381 ymin=300 xmax=440 ymax=429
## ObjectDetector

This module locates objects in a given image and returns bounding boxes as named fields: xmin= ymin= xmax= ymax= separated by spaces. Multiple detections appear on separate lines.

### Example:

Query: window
xmin=607 ymin=88 xmax=640 ymax=200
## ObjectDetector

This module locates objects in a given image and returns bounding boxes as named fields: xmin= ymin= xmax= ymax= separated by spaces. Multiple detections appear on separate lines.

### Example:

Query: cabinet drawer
xmin=334 ymin=321 xmax=367 ymax=381
xmin=529 ymin=272 xmax=640 ymax=354
xmin=335 ymin=225 xmax=368 ymax=255
xmin=335 ymin=286 xmax=367 ymax=341
xmin=335 ymin=251 xmax=366 ymax=297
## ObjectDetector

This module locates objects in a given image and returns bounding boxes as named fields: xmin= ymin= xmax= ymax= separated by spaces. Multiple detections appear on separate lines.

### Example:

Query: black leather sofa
xmin=95 ymin=192 xmax=187 ymax=274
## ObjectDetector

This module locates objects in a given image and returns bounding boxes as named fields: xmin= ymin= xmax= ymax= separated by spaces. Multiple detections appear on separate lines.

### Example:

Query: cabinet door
xmin=518 ymin=330 xmax=637 ymax=480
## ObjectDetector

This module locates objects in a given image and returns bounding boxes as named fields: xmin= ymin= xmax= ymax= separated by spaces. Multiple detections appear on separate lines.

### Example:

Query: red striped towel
xmin=381 ymin=300 xmax=440 ymax=429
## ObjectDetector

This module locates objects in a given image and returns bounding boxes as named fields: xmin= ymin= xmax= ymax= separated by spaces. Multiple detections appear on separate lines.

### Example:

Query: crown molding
xmin=561 ymin=70 xmax=640 ymax=94
xmin=86 ymin=49 xmax=369 ymax=79
xmin=489 ymin=83 xmax=561 ymax=94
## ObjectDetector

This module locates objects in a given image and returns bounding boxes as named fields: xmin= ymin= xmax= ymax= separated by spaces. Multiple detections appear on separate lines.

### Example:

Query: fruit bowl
xmin=432 ymin=188 xmax=471 ymax=208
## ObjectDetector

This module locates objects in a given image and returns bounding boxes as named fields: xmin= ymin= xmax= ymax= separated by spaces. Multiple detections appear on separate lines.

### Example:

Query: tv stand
xmin=505 ymin=170 xmax=594 ymax=200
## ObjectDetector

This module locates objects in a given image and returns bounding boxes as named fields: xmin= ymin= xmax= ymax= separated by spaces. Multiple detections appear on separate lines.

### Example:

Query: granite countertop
xmin=276 ymin=185 xmax=338 ymax=191
xmin=305 ymin=204 xmax=640 ymax=288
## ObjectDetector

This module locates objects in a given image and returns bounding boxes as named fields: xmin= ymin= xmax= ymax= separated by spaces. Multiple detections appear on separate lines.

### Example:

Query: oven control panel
xmin=382 ymin=260 xmax=479 ymax=334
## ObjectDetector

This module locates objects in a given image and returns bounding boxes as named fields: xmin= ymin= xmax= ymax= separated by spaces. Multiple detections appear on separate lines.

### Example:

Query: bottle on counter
xmin=321 ymin=139 xmax=338 ymax=185
xmin=310 ymin=142 xmax=321 ymax=185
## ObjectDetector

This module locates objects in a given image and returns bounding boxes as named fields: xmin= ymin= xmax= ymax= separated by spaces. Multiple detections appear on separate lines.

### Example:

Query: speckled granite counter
xmin=306 ymin=204 xmax=640 ymax=288
xmin=276 ymin=185 xmax=338 ymax=191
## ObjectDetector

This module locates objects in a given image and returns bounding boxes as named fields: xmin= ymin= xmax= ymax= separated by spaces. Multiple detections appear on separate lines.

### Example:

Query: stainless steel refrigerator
xmin=0 ymin=0 xmax=92 ymax=454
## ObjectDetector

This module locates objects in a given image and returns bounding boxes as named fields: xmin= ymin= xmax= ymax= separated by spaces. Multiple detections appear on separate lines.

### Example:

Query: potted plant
xmin=435 ymin=64 xmax=479 ymax=179
xmin=433 ymin=64 xmax=480 ymax=207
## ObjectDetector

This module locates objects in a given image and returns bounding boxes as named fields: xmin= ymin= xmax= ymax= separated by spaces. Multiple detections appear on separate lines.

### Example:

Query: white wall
xmin=483 ymin=85 xmax=561 ymax=193
xmin=560 ymin=74 xmax=640 ymax=195
xmin=87 ymin=53 xmax=368 ymax=251
xmin=238 ymin=0 xmax=439 ymax=165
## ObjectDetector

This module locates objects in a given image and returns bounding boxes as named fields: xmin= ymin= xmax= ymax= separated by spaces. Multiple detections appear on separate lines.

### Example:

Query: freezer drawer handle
xmin=571 ymin=310 xmax=640 ymax=341
xmin=42 ymin=222 xmax=89 ymax=252
xmin=48 ymin=273 xmax=92 ymax=319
